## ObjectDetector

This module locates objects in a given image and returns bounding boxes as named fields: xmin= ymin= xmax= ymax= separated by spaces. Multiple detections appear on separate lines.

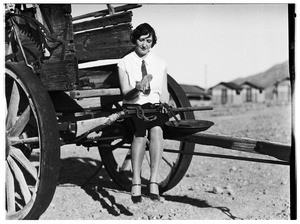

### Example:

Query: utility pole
xmin=204 ymin=64 xmax=208 ymax=92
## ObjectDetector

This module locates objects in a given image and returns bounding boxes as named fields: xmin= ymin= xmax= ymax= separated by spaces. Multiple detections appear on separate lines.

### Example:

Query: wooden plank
xmin=63 ymin=13 xmax=76 ymax=61
xmin=72 ymin=4 xmax=141 ymax=21
xmin=75 ymin=23 xmax=134 ymax=62
xmin=41 ymin=5 xmax=73 ymax=61
xmin=69 ymin=88 xmax=121 ymax=99
xmin=38 ymin=59 xmax=78 ymax=91
xmin=75 ymin=23 xmax=132 ymax=45
xmin=74 ymin=11 xmax=132 ymax=33
xmin=255 ymin=141 xmax=291 ymax=162
xmin=38 ymin=4 xmax=78 ymax=90
xmin=165 ymin=131 xmax=291 ymax=162
xmin=77 ymin=45 xmax=133 ymax=63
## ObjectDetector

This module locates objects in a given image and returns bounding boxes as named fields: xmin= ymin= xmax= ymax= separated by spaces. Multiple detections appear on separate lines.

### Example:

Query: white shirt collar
xmin=133 ymin=51 xmax=154 ymax=66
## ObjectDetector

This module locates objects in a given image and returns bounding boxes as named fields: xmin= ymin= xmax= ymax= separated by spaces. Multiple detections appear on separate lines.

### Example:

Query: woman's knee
xmin=150 ymin=126 xmax=163 ymax=140
xmin=132 ymin=135 xmax=147 ymax=147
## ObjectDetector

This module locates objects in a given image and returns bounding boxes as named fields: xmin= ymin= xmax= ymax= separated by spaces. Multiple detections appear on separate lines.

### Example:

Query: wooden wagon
xmin=4 ymin=4 xmax=292 ymax=219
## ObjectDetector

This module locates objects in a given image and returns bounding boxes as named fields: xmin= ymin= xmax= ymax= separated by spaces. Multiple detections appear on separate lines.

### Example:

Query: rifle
xmin=73 ymin=105 xmax=213 ymax=139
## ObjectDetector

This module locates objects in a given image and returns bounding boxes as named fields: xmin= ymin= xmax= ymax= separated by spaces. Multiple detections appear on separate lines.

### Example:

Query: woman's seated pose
xmin=118 ymin=23 xmax=169 ymax=203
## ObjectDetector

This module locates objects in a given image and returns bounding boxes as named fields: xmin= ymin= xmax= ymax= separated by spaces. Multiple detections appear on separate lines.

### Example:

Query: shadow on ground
xmin=57 ymin=157 xmax=242 ymax=219
xmin=163 ymin=195 xmax=243 ymax=220
xmin=58 ymin=157 xmax=132 ymax=216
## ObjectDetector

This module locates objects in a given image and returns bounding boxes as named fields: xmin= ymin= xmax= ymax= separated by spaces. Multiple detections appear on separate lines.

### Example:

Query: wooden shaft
xmin=69 ymin=88 xmax=121 ymax=99
xmin=163 ymin=148 xmax=289 ymax=166
xmin=166 ymin=132 xmax=290 ymax=162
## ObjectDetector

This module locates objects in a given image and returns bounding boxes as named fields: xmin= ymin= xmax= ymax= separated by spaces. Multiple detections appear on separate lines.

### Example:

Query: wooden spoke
xmin=120 ymin=150 xmax=131 ymax=171
xmin=9 ymin=147 xmax=38 ymax=181
xmin=113 ymin=101 xmax=123 ymax=110
xmin=10 ymin=136 xmax=39 ymax=145
xmin=6 ymin=81 xmax=20 ymax=130
xmin=6 ymin=162 xmax=15 ymax=213
xmin=7 ymin=156 xmax=31 ymax=204
xmin=15 ymin=200 xmax=23 ymax=211
xmin=162 ymin=153 xmax=175 ymax=168
xmin=8 ymin=105 xmax=31 ymax=137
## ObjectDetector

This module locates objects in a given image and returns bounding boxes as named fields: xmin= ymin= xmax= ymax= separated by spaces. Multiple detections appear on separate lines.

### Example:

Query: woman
xmin=118 ymin=23 xmax=169 ymax=203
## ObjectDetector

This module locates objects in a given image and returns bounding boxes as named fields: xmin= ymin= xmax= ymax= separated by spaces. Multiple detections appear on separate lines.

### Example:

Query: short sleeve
xmin=117 ymin=58 xmax=126 ymax=71
xmin=160 ymin=58 xmax=167 ymax=72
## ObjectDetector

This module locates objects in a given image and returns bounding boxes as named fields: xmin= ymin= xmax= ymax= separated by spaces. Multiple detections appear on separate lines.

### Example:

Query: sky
xmin=72 ymin=3 xmax=289 ymax=88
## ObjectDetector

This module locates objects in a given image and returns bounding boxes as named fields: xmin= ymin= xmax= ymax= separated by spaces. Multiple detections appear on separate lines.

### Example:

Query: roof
xmin=180 ymin=84 xmax=211 ymax=100
xmin=241 ymin=81 xmax=264 ymax=90
xmin=277 ymin=76 xmax=290 ymax=83
xmin=180 ymin=84 xmax=205 ymax=94
xmin=211 ymin=82 xmax=241 ymax=90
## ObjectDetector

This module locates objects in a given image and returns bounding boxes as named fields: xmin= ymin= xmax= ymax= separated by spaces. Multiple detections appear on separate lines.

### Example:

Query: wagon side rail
xmin=72 ymin=4 xmax=141 ymax=21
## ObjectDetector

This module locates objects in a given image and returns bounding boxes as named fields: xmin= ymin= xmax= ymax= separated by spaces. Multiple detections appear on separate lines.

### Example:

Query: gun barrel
xmin=125 ymin=106 xmax=213 ymax=115
xmin=168 ymin=106 xmax=213 ymax=113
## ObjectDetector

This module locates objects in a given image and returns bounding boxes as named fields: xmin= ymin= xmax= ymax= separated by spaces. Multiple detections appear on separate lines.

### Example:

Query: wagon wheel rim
xmin=5 ymin=71 xmax=40 ymax=219
xmin=5 ymin=63 xmax=60 ymax=220
xmin=99 ymin=75 xmax=195 ymax=193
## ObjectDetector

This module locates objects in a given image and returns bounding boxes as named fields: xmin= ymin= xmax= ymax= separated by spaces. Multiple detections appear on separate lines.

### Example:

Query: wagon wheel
xmin=5 ymin=62 xmax=60 ymax=220
xmin=99 ymin=75 xmax=195 ymax=193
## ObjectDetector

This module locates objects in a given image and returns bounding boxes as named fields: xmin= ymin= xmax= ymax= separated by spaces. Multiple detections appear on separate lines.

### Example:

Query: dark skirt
xmin=123 ymin=103 xmax=169 ymax=137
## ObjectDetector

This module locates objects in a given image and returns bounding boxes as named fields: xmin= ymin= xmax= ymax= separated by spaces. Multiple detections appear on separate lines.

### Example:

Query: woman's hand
xmin=135 ymin=74 xmax=152 ymax=94
xmin=159 ymin=102 xmax=171 ymax=115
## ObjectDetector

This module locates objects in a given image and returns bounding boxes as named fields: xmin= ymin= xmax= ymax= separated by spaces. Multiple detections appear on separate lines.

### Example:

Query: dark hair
xmin=130 ymin=23 xmax=157 ymax=47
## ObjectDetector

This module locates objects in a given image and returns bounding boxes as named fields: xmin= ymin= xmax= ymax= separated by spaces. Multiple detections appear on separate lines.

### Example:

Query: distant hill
xmin=232 ymin=61 xmax=289 ymax=88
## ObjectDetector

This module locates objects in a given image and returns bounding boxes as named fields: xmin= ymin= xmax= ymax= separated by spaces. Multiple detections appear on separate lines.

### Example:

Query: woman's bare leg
xmin=149 ymin=126 xmax=164 ymax=194
xmin=131 ymin=134 xmax=147 ymax=196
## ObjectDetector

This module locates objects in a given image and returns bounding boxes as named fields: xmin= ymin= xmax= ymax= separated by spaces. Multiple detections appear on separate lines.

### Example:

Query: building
xmin=240 ymin=81 xmax=265 ymax=103
xmin=180 ymin=84 xmax=211 ymax=100
xmin=274 ymin=77 xmax=291 ymax=102
xmin=211 ymin=82 xmax=242 ymax=104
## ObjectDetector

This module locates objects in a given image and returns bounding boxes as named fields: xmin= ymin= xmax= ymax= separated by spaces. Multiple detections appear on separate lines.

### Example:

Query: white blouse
xmin=118 ymin=51 xmax=167 ymax=105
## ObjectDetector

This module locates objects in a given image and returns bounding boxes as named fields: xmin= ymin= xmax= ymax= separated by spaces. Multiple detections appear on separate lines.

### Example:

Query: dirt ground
xmin=40 ymin=102 xmax=292 ymax=220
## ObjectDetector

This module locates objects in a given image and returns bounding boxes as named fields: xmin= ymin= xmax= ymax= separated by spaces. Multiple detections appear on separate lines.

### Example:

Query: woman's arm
xmin=118 ymin=67 xmax=140 ymax=101
xmin=118 ymin=67 xmax=153 ymax=100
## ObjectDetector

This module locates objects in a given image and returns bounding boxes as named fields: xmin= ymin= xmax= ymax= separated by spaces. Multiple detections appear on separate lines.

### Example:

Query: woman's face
xmin=135 ymin=34 xmax=153 ymax=57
